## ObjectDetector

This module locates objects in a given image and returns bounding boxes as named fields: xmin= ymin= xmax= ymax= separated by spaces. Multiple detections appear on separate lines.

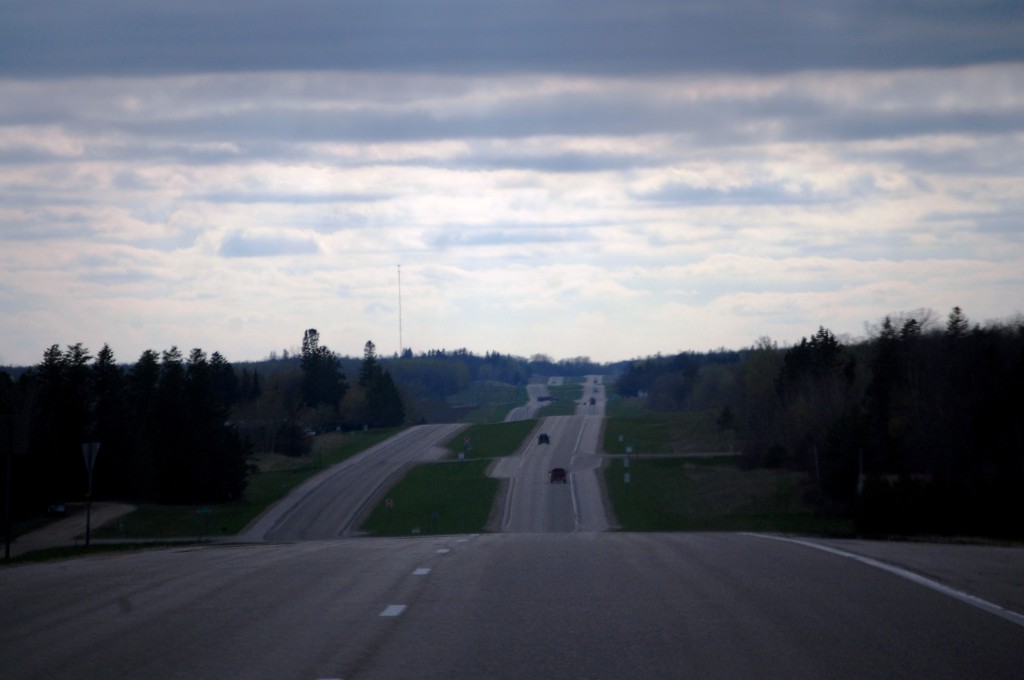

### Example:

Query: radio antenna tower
xmin=397 ymin=264 xmax=403 ymax=356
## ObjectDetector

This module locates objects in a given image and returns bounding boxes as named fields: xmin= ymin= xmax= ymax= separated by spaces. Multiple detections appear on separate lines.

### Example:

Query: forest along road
xmin=4 ymin=532 xmax=1023 ymax=680
xmin=491 ymin=376 xmax=609 ymax=533
xmin=236 ymin=423 xmax=466 ymax=542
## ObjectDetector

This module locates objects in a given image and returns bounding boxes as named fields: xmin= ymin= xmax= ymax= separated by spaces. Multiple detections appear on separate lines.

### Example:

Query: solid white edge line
xmin=379 ymin=604 xmax=407 ymax=617
xmin=569 ymin=472 xmax=581 ymax=530
xmin=748 ymin=533 xmax=1024 ymax=628
xmin=501 ymin=477 xmax=516 ymax=531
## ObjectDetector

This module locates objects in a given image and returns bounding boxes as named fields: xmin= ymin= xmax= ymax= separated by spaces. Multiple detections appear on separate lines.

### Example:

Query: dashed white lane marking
xmin=413 ymin=567 xmax=431 ymax=575
xmin=751 ymin=533 xmax=1024 ymax=628
xmin=379 ymin=604 xmax=407 ymax=617
xmin=436 ymin=548 xmax=450 ymax=554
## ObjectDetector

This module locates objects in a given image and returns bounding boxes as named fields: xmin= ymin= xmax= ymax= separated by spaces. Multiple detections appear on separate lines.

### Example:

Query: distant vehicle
xmin=538 ymin=433 xmax=550 ymax=444
xmin=46 ymin=503 xmax=68 ymax=517
xmin=549 ymin=467 xmax=567 ymax=483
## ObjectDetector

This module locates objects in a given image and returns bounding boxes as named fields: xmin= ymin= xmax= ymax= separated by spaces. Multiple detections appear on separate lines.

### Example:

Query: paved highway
xmin=3 ymin=532 xmax=1023 ymax=679
xmin=237 ymin=423 xmax=466 ymax=542
xmin=503 ymin=382 xmax=553 ymax=421
xmin=491 ymin=376 xmax=609 ymax=533
xmin=6 ymin=377 xmax=1023 ymax=678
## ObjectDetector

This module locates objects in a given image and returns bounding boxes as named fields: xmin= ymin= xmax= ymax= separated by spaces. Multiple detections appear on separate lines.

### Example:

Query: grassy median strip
xmin=361 ymin=419 xmax=538 ymax=536
xmin=536 ymin=383 xmax=588 ymax=416
xmin=605 ymin=455 xmax=854 ymax=535
xmin=443 ymin=419 xmax=537 ymax=458
xmin=360 ymin=459 xmax=498 ymax=536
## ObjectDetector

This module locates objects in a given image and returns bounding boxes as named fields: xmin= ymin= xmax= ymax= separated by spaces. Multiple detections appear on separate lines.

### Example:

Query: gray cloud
xmin=1 ymin=3 xmax=1022 ymax=366
xmin=2 ymin=1 xmax=1022 ymax=79
xmin=426 ymin=225 xmax=584 ymax=251
xmin=219 ymin=232 xmax=321 ymax=257
xmin=194 ymin=190 xmax=391 ymax=205
xmin=633 ymin=181 xmax=836 ymax=207
xmin=7 ymin=76 xmax=1018 ymax=165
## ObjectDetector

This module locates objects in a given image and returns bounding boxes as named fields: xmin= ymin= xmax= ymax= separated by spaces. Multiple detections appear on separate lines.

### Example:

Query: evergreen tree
xmin=210 ymin=351 xmax=239 ymax=407
xmin=946 ymin=306 xmax=969 ymax=337
xmin=300 ymin=329 xmax=347 ymax=408
xmin=359 ymin=341 xmax=405 ymax=428
xmin=155 ymin=347 xmax=188 ymax=501
xmin=90 ymin=344 xmax=128 ymax=498
xmin=29 ymin=344 xmax=94 ymax=504
xmin=126 ymin=350 xmax=161 ymax=500
xmin=359 ymin=340 xmax=381 ymax=387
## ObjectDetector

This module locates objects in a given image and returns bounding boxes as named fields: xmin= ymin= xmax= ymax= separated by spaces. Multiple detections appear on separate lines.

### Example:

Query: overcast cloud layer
xmin=2 ymin=1 xmax=1023 ymax=365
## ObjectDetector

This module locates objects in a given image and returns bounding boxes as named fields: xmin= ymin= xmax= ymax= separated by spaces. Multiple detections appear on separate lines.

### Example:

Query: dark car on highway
xmin=549 ymin=467 xmax=567 ymax=483
xmin=538 ymin=433 xmax=550 ymax=444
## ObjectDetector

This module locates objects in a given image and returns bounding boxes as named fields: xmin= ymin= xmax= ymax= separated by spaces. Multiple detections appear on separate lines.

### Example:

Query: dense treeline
xmin=0 ymin=331 xmax=416 ymax=518
xmin=8 ymin=310 xmax=1019 ymax=538
xmin=0 ymin=344 xmax=250 ymax=519
xmin=1 ymin=330 xmax=590 ymax=519
xmin=615 ymin=308 xmax=1024 ymax=538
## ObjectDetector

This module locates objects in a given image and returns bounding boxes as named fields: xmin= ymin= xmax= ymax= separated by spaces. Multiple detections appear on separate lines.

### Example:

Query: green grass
xmin=360 ymin=419 xmax=540 ymax=535
xmin=449 ymin=383 xmax=528 ymax=423
xmin=92 ymin=428 xmax=403 ymax=540
xmin=604 ymin=409 xmax=737 ymax=455
xmin=360 ymin=460 xmax=498 ymax=536
xmin=605 ymin=395 xmax=649 ymax=417
xmin=82 ymin=397 xmax=845 ymax=547
xmin=460 ymin=404 xmax=517 ymax=424
xmin=605 ymin=456 xmax=854 ymax=535
xmin=443 ymin=419 xmax=538 ymax=458
xmin=537 ymin=383 xmax=586 ymax=415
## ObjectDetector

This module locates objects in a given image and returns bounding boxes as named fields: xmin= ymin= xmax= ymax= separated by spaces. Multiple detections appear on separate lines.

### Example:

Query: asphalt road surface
xmin=3 ymin=532 xmax=1023 ymax=679
xmin=237 ymin=423 xmax=466 ymax=542
xmin=6 ymin=377 xmax=1023 ymax=678
xmin=491 ymin=377 xmax=609 ymax=533
xmin=503 ymin=382 xmax=553 ymax=421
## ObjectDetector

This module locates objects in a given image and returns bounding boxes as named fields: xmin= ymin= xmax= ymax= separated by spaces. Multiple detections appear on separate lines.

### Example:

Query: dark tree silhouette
xmin=359 ymin=341 xmax=405 ymax=428
xmin=300 ymin=329 xmax=347 ymax=409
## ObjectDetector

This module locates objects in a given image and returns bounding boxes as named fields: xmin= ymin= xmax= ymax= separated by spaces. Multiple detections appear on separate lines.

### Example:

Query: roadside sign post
xmin=624 ymin=449 xmax=632 ymax=498
xmin=81 ymin=442 xmax=100 ymax=547
xmin=3 ymin=416 xmax=11 ymax=560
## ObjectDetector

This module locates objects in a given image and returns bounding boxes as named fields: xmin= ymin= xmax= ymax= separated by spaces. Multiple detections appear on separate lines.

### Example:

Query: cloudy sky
xmin=2 ymin=1 xmax=1022 ymax=366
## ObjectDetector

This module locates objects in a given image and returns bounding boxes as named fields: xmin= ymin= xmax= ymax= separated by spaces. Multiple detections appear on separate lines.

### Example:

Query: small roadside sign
xmin=81 ymin=442 xmax=100 ymax=477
